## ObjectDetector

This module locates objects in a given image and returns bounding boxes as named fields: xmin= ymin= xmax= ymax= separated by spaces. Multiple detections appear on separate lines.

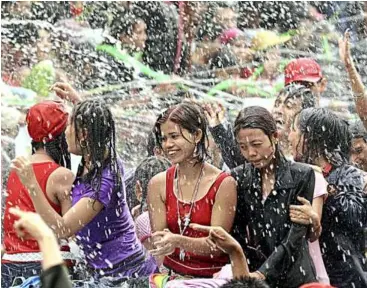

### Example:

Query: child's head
xmin=133 ymin=156 xmax=171 ymax=212
xmin=110 ymin=11 xmax=147 ymax=51
xmin=221 ymin=277 xmax=270 ymax=288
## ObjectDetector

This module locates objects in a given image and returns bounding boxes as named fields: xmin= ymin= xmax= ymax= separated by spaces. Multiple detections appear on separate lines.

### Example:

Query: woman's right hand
xmin=338 ymin=30 xmax=353 ymax=68
xmin=51 ymin=82 xmax=82 ymax=104
xmin=203 ymin=102 xmax=226 ymax=128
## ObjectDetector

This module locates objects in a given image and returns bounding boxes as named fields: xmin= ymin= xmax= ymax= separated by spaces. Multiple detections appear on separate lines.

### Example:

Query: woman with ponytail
xmin=2 ymin=101 xmax=75 ymax=287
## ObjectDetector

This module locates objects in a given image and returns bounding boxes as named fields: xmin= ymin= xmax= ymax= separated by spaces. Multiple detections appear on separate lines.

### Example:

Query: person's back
xmin=1 ymin=101 xmax=75 ymax=287
xmin=321 ymin=163 xmax=367 ymax=288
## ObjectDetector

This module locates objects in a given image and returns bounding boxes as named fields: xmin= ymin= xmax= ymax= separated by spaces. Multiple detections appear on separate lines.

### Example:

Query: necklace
xmin=175 ymin=163 xmax=204 ymax=261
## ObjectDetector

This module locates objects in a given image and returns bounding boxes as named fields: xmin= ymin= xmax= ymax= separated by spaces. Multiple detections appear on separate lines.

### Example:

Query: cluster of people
xmin=1 ymin=1 xmax=367 ymax=288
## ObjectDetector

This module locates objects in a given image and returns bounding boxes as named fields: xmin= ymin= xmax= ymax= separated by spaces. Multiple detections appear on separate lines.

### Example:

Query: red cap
xmin=26 ymin=101 xmax=68 ymax=142
xmin=284 ymin=58 xmax=323 ymax=85
xmin=300 ymin=284 xmax=335 ymax=288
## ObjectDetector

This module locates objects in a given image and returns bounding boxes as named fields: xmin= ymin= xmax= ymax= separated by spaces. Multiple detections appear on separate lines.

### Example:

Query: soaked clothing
xmin=231 ymin=157 xmax=317 ymax=288
xmin=71 ymin=162 xmax=157 ymax=281
xmin=164 ymin=166 xmax=230 ymax=277
xmin=2 ymin=162 xmax=72 ymax=288
xmin=321 ymin=164 xmax=367 ymax=288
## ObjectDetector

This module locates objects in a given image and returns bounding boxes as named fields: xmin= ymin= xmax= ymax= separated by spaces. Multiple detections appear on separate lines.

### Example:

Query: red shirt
xmin=3 ymin=162 xmax=61 ymax=255
xmin=164 ymin=166 xmax=230 ymax=277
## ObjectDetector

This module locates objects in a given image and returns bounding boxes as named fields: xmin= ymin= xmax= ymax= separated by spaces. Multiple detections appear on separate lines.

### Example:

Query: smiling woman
xmin=147 ymin=101 xmax=237 ymax=277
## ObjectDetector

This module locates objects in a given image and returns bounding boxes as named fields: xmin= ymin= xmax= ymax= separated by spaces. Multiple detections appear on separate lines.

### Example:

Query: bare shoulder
xmin=149 ymin=170 xmax=167 ymax=187
xmin=48 ymin=167 xmax=75 ymax=186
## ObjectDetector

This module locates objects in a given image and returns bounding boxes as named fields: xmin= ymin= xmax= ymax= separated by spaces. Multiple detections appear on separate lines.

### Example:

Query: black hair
xmin=234 ymin=106 xmax=283 ymax=161
xmin=296 ymin=108 xmax=351 ymax=167
xmin=146 ymin=129 xmax=158 ymax=157
xmin=221 ymin=277 xmax=270 ymax=288
xmin=154 ymin=102 xmax=209 ymax=164
xmin=277 ymin=84 xmax=316 ymax=109
xmin=31 ymin=132 xmax=71 ymax=169
xmin=133 ymin=156 xmax=171 ymax=213
xmin=72 ymin=99 xmax=121 ymax=206
xmin=349 ymin=120 xmax=367 ymax=141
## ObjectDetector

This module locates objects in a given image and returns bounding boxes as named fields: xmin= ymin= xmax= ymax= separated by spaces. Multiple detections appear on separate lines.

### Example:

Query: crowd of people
xmin=1 ymin=1 xmax=367 ymax=288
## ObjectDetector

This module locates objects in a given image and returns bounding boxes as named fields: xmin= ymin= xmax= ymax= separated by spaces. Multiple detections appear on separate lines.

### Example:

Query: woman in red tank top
xmin=2 ymin=101 xmax=75 ymax=287
xmin=147 ymin=102 xmax=237 ymax=277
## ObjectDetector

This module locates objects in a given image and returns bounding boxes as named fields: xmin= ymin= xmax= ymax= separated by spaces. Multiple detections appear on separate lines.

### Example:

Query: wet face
xmin=350 ymin=137 xmax=367 ymax=171
xmin=131 ymin=20 xmax=147 ymax=51
xmin=236 ymin=128 xmax=276 ymax=169
xmin=36 ymin=29 xmax=52 ymax=61
xmin=272 ymin=93 xmax=303 ymax=141
xmin=230 ymin=37 xmax=253 ymax=64
xmin=263 ymin=49 xmax=281 ymax=75
xmin=160 ymin=120 xmax=200 ymax=165
xmin=288 ymin=115 xmax=304 ymax=162
xmin=216 ymin=7 xmax=237 ymax=30
xmin=65 ymin=118 xmax=83 ymax=156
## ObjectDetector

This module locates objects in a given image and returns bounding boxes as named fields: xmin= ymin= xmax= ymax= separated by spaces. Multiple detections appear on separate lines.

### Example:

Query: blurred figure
xmin=350 ymin=120 xmax=367 ymax=172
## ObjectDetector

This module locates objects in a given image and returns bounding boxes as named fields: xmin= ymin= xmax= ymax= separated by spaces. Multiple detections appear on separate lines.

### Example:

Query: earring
xmin=193 ymin=143 xmax=199 ymax=157
xmin=80 ymin=140 xmax=87 ymax=148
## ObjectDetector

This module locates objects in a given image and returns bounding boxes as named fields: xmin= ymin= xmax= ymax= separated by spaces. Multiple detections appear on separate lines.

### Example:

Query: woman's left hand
xmin=149 ymin=229 xmax=177 ymax=256
xmin=11 ymin=156 xmax=37 ymax=189
xmin=289 ymin=196 xmax=317 ymax=225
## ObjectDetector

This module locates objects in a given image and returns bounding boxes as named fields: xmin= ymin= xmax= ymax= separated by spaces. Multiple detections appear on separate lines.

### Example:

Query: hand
xmin=11 ymin=156 xmax=37 ymax=189
xmin=149 ymin=229 xmax=176 ymax=256
xmin=290 ymin=196 xmax=318 ymax=226
xmin=50 ymin=82 xmax=81 ymax=103
xmin=203 ymin=103 xmax=226 ymax=128
xmin=190 ymin=224 xmax=241 ymax=256
xmin=249 ymin=271 xmax=265 ymax=280
xmin=338 ymin=30 xmax=353 ymax=68
xmin=9 ymin=207 xmax=54 ymax=242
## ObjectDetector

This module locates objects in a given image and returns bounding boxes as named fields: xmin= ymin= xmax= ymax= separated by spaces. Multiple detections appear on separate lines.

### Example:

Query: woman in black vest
xmin=231 ymin=106 xmax=316 ymax=288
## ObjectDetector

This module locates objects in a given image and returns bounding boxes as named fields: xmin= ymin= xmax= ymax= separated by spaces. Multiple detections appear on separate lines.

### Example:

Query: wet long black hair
xmin=72 ymin=99 xmax=121 ymax=204
xmin=296 ymin=108 xmax=351 ymax=167
xmin=277 ymin=84 xmax=316 ymax=109
xmin=31 ymin=132 xmax=71 ymax=169
xmin=154 ymin=102 xmax=209 ymax=164
xmin=234 ymin=106 xmax=284 ymax=163
xmin=133 ymin=156 xmax=171 ymax=213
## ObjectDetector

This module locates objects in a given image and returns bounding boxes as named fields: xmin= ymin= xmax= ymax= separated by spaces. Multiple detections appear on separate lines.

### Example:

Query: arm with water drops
xmin=51 ymin=82 xmax=83 ymax=104
xmin=12 ymin=156 xmax=104 ymax=239
xmin=339 ymin=31 xmax=367 ymax=128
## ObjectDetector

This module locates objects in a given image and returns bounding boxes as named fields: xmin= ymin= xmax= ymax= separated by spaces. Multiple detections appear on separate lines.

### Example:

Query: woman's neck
xmin=178 ymin=160 xmax=204 ymax=182
xmin=260 ymin=158 xmax=276 ymax=178
xmin=31 ymin=149 xmax=54 ymax=162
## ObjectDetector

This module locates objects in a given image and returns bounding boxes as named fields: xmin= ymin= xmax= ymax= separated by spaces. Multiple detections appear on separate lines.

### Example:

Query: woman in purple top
xmin=13 ymin=85 xmax=157 ymax=284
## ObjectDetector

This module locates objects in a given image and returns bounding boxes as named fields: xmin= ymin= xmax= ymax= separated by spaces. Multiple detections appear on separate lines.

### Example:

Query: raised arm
xmin=339 ymin=31 xmax=367 ymax=128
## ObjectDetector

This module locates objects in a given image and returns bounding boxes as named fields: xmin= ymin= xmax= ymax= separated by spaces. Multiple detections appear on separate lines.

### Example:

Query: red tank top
xmin=164 ymin=166 xmax=230 ymax=277
xmin=3 ymin=162 xmax=62 ymax=255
